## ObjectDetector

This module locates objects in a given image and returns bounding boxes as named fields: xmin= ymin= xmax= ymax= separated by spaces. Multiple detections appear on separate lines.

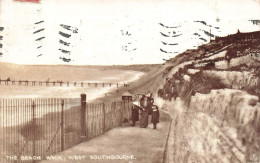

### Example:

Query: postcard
xmin=0 ymin=0 xmax=260 ymax=162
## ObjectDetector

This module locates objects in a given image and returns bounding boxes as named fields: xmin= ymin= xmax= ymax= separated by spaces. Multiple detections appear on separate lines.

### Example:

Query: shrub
xmin=20 ymin=121 xmax=44 ymax=141
xmin=179 ymin=71 xmax=228 ymax=106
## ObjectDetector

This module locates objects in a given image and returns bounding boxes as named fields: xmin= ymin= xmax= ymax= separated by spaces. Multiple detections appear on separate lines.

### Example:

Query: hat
xmin=132 ymin=101 xmax=141 ymax=107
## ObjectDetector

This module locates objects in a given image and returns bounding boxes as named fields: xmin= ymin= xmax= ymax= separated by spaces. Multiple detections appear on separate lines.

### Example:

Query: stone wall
xmin=163 ymin=89 xmax=260 ymax=162
xmin=190 ymin=89 xmax=260 ymax=156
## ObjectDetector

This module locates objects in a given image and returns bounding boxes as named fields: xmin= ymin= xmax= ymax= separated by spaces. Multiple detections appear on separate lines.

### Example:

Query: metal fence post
xmin=61 ymin=99 xmax=64 ymax=151
xmin=32 ymin=101 xmax=36 ymax=163
xmin=80 ymin=94 xmax=87 ymax=140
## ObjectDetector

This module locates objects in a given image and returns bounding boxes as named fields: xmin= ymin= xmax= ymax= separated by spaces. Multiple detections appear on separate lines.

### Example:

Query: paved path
xmin=41 ymin=111 xmax=171 ymax=163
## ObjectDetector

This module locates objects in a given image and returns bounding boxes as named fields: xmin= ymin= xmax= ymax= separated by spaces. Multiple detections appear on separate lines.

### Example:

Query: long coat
xmin=131 ymin=105 xmax=139 ymax=122
xmin=139 ymin=108 xmax=149 ymax=128
xmin=151 ymin=105 xmax=160 ymax=124
xmin=139 ymin=96 xmax=149 ymax=128
xmin=140 ymin=96 xmax=154 ymax=115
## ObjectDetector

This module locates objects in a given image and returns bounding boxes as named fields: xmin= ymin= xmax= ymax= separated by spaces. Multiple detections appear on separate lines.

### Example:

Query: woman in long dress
xmin=131 ymin=103 xmax=140 ymax=126
xmin=139 ymin=95 xmax=149 ymax=128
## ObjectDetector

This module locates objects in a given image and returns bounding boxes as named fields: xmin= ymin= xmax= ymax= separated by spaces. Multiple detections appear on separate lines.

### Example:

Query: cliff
xmin=157 ymin=31 xmax=260 ymax=162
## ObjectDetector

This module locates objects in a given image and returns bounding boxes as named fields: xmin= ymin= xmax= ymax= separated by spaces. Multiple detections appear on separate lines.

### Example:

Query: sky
xmin=0 ymin=0 xmax=259 ymax=65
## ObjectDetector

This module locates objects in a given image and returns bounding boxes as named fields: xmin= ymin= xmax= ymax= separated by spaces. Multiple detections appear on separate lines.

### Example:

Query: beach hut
xmin=122 ymin=91 xmax=133 ymax=101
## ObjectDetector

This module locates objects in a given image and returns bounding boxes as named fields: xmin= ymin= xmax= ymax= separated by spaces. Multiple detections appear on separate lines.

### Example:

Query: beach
xmin=0 ymin=70 xmax=144 ymax=101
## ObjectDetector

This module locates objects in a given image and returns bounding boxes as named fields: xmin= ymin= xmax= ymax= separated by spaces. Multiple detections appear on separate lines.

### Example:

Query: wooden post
xmin=61 ymin=99 xmax=64 ymax=151
xmin=81 ymin=82 xmax=83 ymax=87
xmin=123 ymin=100 xmax=126 ymax=121
xmin=126 ymin=99 xmax=128 ymax=120
xmin=128 ymin=99 xmax=132 ymax=120
xmin=102 ymin=103 xmax=106 ymax=133
xmin=120 ymin=101 xmax=123 ymax=125
xmin=86 ymin=101 xmax=88 ymax=140
xmin=80 ymin=94 xmax=87 ymax=140
xmin=102 ymin=83 xmax=104 ymax=87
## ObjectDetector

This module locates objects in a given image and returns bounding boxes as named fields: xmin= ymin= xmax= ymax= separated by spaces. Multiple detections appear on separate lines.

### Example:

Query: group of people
xmin=131 ymin=94 xmax=160 ymax=129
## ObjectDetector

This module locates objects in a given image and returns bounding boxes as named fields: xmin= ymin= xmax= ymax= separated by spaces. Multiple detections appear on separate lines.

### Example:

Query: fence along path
xmin=0 ymin=96 xmax=132 ymax=163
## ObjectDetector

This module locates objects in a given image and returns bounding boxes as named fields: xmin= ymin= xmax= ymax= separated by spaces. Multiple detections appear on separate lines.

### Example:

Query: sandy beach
xmin=0 ymin=68 xmax=144 ymax=127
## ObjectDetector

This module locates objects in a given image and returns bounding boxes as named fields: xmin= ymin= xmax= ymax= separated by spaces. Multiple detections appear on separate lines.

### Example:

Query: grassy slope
xmin=93 ymin=64 xmax=166 ymax=103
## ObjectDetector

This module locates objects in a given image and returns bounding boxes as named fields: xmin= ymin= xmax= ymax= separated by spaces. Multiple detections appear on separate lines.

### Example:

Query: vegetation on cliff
xmin=158 ymin=30 xmax=260 ymax=104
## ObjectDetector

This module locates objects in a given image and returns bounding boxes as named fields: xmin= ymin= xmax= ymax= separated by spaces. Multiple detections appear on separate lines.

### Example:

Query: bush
xmin=20 ymin=121 xmax=44 ymax=141
xmin=179 ymin=71 xmax=228 ymax=106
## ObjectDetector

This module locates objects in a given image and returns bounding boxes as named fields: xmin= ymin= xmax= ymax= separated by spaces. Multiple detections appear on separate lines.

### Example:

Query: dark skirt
xmin=139 ymin=110 xmax=149 ymax=128
xmin=131 ymin=106 xmax=139 ymax=122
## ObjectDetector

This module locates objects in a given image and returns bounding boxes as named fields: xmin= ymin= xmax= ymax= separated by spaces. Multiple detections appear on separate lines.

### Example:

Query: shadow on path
xmin=40 ymin=111 xmax=171 ymax=163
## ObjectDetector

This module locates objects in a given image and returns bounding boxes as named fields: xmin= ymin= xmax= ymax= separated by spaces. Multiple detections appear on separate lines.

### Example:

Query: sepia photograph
xmin=0 ymin=0 xmax=260 ymax=162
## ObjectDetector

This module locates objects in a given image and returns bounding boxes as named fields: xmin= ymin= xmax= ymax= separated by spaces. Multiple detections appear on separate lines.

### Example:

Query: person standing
xmin=139 ymin=95 xmax=149 ymax=128
xmin=131 ymin=102 xmax=140 ymax=126
xmin=151 ymin=105 xmax=160 ymax=129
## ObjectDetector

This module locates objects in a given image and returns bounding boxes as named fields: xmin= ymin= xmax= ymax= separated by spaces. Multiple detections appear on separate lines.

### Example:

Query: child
xmin=151 ymin=105 xmax=159 ymax=129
